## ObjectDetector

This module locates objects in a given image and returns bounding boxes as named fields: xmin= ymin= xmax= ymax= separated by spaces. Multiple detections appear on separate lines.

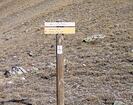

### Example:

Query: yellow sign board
xmin=44 ymin=27 xmax=75 ymax=34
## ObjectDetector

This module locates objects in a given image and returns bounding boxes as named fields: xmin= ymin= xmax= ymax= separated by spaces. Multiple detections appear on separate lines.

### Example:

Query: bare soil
xmin=0 ymin=0 xmax=133 ymax=105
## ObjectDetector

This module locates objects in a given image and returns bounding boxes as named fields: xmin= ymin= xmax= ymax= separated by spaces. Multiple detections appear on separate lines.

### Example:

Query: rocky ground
xmin=0 ymin=0 xmax=133 ymax=105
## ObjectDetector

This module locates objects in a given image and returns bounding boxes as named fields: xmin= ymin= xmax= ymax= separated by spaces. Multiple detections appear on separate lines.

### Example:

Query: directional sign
xmin=45 ymin=22 xmax=75 ymax=27
xmin=44 ymin=27 xmax=75 ymax=34
xmin=44 ymin=22 xmax=75 ymax=34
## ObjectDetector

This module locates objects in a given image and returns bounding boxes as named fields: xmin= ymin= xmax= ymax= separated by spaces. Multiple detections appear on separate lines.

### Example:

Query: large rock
xmin=83 ymin=34 xmax=105 ymax=43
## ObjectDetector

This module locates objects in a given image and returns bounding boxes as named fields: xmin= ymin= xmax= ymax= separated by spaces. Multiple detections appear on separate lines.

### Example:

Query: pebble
xmin=27 ymin=51 xmax=34 ymax=57
xmin=21 ymin=77 xmax=26 ymax=80
xmin=114 ymin=101 xmax=125 ymax=105
xmin=13 ymin=56 xmax=17 ymax=58
xmin=7 ymin=81 xmax=13 ymax=84
xmin=32 ymin=67 xmax=39 ymax=71
xmin=83 ymin=64 xmax=86 ymax=67
xmin=131 ymin=86 xmax=133 ymax=92
xmin=46 ymin=62 xmax=56 ymax=68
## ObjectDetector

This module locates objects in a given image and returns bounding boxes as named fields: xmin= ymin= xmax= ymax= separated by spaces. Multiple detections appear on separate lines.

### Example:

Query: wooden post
xmin=56 ymin=34 xmax=64 ymax=105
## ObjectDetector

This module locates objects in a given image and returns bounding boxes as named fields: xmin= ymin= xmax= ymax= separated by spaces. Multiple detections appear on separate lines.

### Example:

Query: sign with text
xmin=44 ymin=22 xmax=75 ymax=34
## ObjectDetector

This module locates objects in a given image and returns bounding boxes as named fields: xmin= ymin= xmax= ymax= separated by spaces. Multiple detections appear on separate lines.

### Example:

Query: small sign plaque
xmin=57 ymin=45 xmax=63 ymax=54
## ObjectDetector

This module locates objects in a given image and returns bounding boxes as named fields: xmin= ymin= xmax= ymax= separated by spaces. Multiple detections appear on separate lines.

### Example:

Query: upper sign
xmin=45 ymin=22 xmax=75 ymax=27
xmin=44 ymin=22 xmax=75 ymax=34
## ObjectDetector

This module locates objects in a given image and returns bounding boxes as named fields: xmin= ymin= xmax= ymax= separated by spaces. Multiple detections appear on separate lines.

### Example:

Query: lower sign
xmin=44 ymin=27 xmax=75 ymax=34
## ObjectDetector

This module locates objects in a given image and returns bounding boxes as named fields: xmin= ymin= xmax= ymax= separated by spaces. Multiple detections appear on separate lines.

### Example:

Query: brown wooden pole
xmin=56 ymin=34 xmax=64 ymax=105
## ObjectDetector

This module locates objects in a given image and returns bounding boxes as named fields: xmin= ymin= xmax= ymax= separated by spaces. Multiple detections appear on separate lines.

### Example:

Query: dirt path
xmin=0 ymin=0 xmax=45 ymax=19
xmin=0 ymin=0 xmax=84 ymax=33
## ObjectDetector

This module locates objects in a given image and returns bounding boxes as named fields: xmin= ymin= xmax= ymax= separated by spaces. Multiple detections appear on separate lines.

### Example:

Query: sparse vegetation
xmin=0 ymin=0 xmax=133 ymax=105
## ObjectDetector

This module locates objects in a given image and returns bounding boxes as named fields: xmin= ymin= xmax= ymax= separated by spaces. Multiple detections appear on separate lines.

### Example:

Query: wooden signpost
xmin=44 ymin=22 xmax=75 ymax=105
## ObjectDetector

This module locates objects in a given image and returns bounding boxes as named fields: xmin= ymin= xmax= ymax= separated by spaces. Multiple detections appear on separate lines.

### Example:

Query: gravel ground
xmin=0 ymin=0 xmax=133 ymax=105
